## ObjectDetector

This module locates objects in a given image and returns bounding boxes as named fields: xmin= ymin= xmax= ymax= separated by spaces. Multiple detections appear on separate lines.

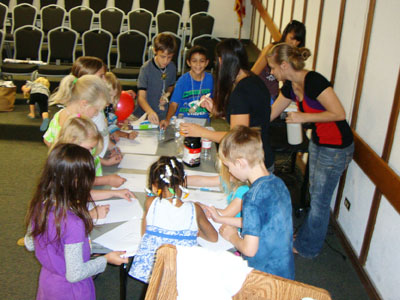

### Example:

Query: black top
xmin=226 ymin=75 xmax=274 ymax=168
xmin=281 ymin=71 xmax=353 ymax=148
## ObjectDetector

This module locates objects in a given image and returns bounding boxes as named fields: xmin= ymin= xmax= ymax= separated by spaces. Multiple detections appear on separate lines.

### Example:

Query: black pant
xmin=29 ymin=93 xmax=48 ymax=115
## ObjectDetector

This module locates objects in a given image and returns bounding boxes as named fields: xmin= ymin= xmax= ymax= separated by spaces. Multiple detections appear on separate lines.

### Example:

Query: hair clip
xmin=165 ymin=165 xmax=172 ymax=177
xmin=76 ymin=113 xmax=81 ymax=118
xmin=168 ymin=187 xmax=175 ymax=195
xmin=170 ymin=159 xmax=176 ymax=169
xmin=179 ymin=185 xmax=189 ymax=199
xmin=72 ymin=78 xmax=78 ymax=85
xmin=162 ymin=176 xmax=170 ymax=184
xmin=179 ymin=185 xmax=189 ymax=194
xmin=145 ymin=188 xmax=156 ymax=197
xmin=157 ymin=189 xmax=162 ymax=195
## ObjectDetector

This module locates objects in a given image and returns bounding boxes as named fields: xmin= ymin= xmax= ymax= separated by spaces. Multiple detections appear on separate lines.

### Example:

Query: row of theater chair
xmin=0 ymin=3 xmax=215 ymax=51
xmin=0 ymin=0 xmax=210 ymax=17
xmin=0 ymin=25 xmax=221 ymax=81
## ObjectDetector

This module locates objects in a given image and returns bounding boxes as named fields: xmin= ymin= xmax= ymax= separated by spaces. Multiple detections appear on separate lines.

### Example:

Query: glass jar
xmin=183 ymin=137 xmax=201 ymax=167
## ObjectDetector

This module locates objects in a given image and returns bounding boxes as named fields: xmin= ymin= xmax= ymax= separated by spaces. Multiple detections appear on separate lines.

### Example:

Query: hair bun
xmin=299 ymin=47 xmax=311 ymax=61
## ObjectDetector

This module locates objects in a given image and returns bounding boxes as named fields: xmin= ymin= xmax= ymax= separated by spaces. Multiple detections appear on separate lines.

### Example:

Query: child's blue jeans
xmin=294 ymin=141 xmax=354 ymax=258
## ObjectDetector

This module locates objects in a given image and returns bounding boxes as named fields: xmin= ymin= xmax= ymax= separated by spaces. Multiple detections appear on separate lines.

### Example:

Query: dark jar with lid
xmin=182 ymin=137 xmax=201 ymax=167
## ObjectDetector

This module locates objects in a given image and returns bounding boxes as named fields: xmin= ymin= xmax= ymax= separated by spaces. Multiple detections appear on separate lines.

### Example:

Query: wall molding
xmin=358 ymin=68 xmax=400 ymax=264
xmin=312 ymin=0 xmax=324 ymax=70
xmin=330 ymin=0 xmax=346 ymax=85
xmin=302 ymin=0 xmax=308 ymax=23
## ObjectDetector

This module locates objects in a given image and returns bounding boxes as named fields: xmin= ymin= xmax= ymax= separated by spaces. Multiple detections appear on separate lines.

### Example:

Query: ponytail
xmin=49 ymin=74 xmax=110 ymax=108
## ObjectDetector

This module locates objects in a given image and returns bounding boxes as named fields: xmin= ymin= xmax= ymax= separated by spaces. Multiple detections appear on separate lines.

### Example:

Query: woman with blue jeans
xmin=267 ymin=43 xmax=354 ymax=258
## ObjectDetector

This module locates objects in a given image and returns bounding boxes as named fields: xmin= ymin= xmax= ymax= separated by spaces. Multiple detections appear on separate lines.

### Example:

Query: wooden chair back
xmin=145 ymin=245 xmax=332 ymax=300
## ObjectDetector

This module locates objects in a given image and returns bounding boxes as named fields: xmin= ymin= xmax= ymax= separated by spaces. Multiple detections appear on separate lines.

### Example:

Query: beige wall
xmin=250 ymin=1 xmax=400 ymax=299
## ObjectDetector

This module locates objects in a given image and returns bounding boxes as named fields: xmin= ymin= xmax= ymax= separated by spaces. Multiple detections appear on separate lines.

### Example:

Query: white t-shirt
xmin=146 ymin=198 xmax=198 ymax=231
xmin=92 ymin=111 xmax=109 ymax=158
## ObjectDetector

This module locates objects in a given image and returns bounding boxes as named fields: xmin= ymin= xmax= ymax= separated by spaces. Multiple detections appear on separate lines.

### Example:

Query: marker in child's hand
xmin=112 ymin=146 xmax=122 ymax=156
xmin=199 ymin=187 xmax=212 ymax=192
xmin=189 ymin=93 xmax=211 ymax=113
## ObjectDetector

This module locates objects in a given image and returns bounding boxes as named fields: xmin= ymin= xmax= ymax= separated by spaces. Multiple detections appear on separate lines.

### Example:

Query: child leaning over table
xmin=22 ymin=77 xmax=51 ymax=132
xmin=186 ymin=159 xmax=249 ymax=229
xmin=133 ymin=33 xmax=177 ymax=125
xmin=218 ymin=125 xmax=295 ymax=280
xmin=129 ymin=156 xmax=217 ymax=283
xmin=104 ymin=72 xmax=138 ymax=142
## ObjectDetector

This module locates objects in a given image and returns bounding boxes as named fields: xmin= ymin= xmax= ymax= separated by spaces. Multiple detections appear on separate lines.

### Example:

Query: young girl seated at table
xmin=53 ymin=115 xmax=135 ymax=205
xmin=186 ymin=161 xmax=249 ymax=229
xmin=24 ymin=143 xmax=128 ymax=300
xmin=104 ymin=72 xmax=138 ymax=142
xmin=129 ymin=156 xmax=218 ymax=283
xmin=43 ymin=74 xmax=125 ymax=188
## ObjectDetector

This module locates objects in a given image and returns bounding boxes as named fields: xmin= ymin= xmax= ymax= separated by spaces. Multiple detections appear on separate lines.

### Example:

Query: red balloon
xmin=115 ymin=91 xmax=135 ymax=121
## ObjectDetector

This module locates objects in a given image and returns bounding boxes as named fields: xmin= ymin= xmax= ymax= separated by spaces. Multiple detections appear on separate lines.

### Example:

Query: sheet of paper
xmin=89 ymin=199 xmax=143 ymax=225
xmin=114 ymin=173 xmax=148 ymax=193
xmin=198 ymin=220 xmax=234 ymax=251
xmin=93 ymin=219 xmax=142 ymax=255
xmin=185 ymin=190 xmax=227 ymax=209
xmin=185 ymin=190 xmax=234 ymax=250
xmin=117 ymin=134 xmax=158 ymax=155
xmin=118 ymin=154 xmax=159 ymax=170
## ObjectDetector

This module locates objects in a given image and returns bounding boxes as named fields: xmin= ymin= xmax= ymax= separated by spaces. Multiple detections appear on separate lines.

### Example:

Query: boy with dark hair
xmin=134 ymin=33 xmax=177 ymax=124
xmin=218 ymin=125 xmax=295 ymax=280
xmin=160 ymin=46 xmax=214 ymax=129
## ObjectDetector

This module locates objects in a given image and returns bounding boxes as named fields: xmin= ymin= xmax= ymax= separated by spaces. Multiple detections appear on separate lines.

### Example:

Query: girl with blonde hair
xmin=43 ymin=74 xmax=125 ymax=187
xmin=267 ymin=43 xmax=354 ymax=258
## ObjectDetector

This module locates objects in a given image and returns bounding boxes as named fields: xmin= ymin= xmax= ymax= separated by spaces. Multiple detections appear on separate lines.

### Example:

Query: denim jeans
xmin=293 ymin=141 xmax=354 ymax=258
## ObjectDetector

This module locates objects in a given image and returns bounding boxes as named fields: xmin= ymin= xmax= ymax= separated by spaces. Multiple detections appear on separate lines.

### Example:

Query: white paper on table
xmin=89 ymin=199 xmax=143 ymax=225
xmin=198 ymin=220 xmax=234 ymax=251
xmin=185 ymin=190 xmax=234 ymax=250
xmin=185 ymin=190 xmax=227 ymax=209
xmin=93 ymin=219 xmax=142 ymax=255
xmin=114 ymin=173 xmax=148 ymax=193
xmin=117 ymin=134 xmax=158 ymax=155
xmin=118 ymin=154 xmax=159 ymax=170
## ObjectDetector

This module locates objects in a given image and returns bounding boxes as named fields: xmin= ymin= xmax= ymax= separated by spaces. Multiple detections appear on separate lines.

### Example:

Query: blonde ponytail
xmin=49 ymin=74 xmax=110 ymax=108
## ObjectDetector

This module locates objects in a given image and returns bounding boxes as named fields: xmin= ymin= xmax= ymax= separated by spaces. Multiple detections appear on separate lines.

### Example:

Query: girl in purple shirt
xmin=24 ymin=144 xmax=128 ymax=300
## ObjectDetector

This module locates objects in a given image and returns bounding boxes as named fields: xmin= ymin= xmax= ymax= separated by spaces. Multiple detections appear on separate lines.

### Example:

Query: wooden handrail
xmin=352 ymin=131 xmax=400 ymax=214
xmin=251 ymin=0 xmax=281 ymax=42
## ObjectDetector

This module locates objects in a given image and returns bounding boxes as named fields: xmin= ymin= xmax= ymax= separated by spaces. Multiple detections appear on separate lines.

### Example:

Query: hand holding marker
xmin=189 ymin=93 xmax=211 ymax=114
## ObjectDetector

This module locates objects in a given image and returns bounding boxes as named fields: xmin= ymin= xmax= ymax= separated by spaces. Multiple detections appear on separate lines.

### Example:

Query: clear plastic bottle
xmin=175 ymin=113 xmax=185 ymax=158
xmin=175 ymin=131 xmax=184 ymax=158
xmin=201 ymin=138 xmax=212 ymax=160
xmin=158 ymin=128 xmax=165 ymax=141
